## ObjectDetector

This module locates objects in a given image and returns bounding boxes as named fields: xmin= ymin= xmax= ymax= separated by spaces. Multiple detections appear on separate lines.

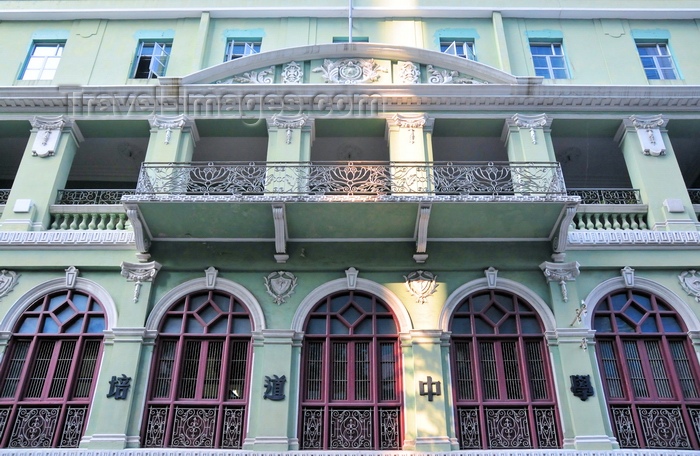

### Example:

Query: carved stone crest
xmin=679 ymin=270 xmax=700 ymax=302
xmin=313 ymin=58 xmax=387 ymax=84
xmin=31 ymin=115 xmax=67 ymax=157
xmin=570 ymin=375 xmax=594 ymax=401
xmin=264 ymin=271 xmax=297 ymax=305
xmin=630 ymin=115 xmax=667 ymax=156
xmin=539 ymin=261 xmax=580 ymax=302
xmin=0 ymin=270 xmax=20 ymax=301
xmin=404 ymin=270 xmax=438 ymax=304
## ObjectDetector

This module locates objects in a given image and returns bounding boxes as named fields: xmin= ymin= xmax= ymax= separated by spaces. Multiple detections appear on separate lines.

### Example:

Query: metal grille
xmin=135 ymin=161 xmax=568 ymax=198
xmin=227 ymin=341 xmax=248 ymax=400
xmin=624 ymin=341 xmax=649 ymax=398
xmin=0 ymin=341 xmax=30 ymax=398
xmin=379 ymin=343 xmax=396 ymax=401
xmin=485 ymin=408 xmax=531 ymax=448
xmin=73 ymin=340 xmax=100 ymax=398
xmin=304 ymin=342 xmax=323 ymax=401
xmin=301 ymin=408 xmax=323 ymax=449
xmin=598 ymin=340 xmax=624 ymax=398
xmin=688 ymin=189 xmax=700 ymax=205
xmin=55 ymin=189 xmax=134 ymax=205
xmin=143 ymin=406 xmax=168 ymax=447
xmin=171 ymin=407 xmax=217 ymax=447
xmin=454 ymin=342 xmax=474 ymax=400
xmin=669 ymin=341 xmax=699 ymax=399
xmin=379 ymin=408 xmax=401 ymax=449
xmin=331 ymin=343 xmax=348 ymax=401
xmin=639 ymin=407 xmax=690 ymax=448
xmin=203 ymin=341 xmax=224 ymax=399
xmin=0 ymin=189 xmax=9 ymax=205
xmin=59 ymin=407 xmax=87 ymax=448
xmin=221 ymin=407 xmax=244 ymax=449
xmin=611 ymin=406 xmax=639 ymax=448
xmin=355 ymin=342 xmax=370 ymax=401
xmin=534 ymin=407 xmax=559 ymax=448
xmin=48 ymin=341 xmax=76 ymax=398
xmin=457 ymin=408 xmax=480 ymax=449
xmin=330 ymin=408 xmax=372 ymax=449
xmin=9 ymin=407 xmax=60 ymax=448
xmin=645 ymin=340 xmax=672 ymax=398
xmin=525 ymin=341 xmax=547 ymax=400
xmin=568 ymin=188 xmax=642 ymax=204
xmin=153 ymin=340 xmax=176 ymax=398
xmin=25 ymin=341 xmax=54 ymax=398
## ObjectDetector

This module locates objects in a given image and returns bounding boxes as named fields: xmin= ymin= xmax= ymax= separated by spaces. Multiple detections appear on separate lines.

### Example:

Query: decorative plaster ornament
xmin=621 ymin=266 xmax=635 ymax=288
xmin=630 ymin=115 xmax=666 ymax=156
xmin=570 ymin=300 xmax=587 ymax=327
xmin=0 ymin=270 xmax=20 ymax=301
xmin=404 ymin=270 xmax=438 ymax=304
xmin=539 ymin=261 xmax=580 ymax=302
xmin=345 ymin=267 xmax=359 ymax=290
xmin=65 ymin=266 xmax=79 ymax=289
xmin=313 ymin=58 xmax=387 ymax=84
xmin=264 ymin=271 xmax=298 ymax=305
xmin=570 ymin=375 xmax=594 ymax=401
xmin=31 ymin=115 xmax=66 ymax=157
xmin=484 ymin=267 xmax=498 ymax=289
xmin=392 ymin=114 xmax=427 ymax=144
xmin=512 ymin=113 xmax=549 ymax=145
xmin=231 ymin=66 xmax=275 ymax=84
xmin=149 ymin=114 xmax=196 ymax=145
xmin=679 ymin=270 xmax=700 ymax=302
xmin=282 ymin=61 xmax=303 ymax=84
xmin=270 ymin=114 xmax=308 ymax=144
xmin=398 ymin=61 xmax=420 ymax=84
xmin=426 ymin=65 xmax=479 ymax=84
xmin=205 ymin=266 xmax=218 ymax=289
xmin=121 ymin=261 xmax=161 ymax=303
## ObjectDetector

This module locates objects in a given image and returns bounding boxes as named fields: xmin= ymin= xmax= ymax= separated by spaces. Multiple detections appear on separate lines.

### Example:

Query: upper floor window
xmin=636 ymin=43 xmax=678 ymax=80
xmin=441 ymin=39 xmax=476 ymax=60
xmin=224 ymin=39 xmax=261 ymax=61
xmin=332 ymin=36 xmax=369 ymax=43
xmin=0 ymin=289 xmax=106 ymax=448
xmin=594 ymin=289 xmax=700 ymax=449
xmin=530 ymin=42 xmax=569 ymax=79
xmin=21 ymin=42 xmax=64 ymax=80
xmin=132 ymin=41 xmax=171 ymax=79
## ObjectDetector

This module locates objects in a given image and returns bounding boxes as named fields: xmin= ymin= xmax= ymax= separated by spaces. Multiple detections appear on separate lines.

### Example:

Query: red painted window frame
xmin=449 ymin=289 xmax=561 ymax=449
xmin=0 ymin=289 xmax=105 ymax=448
xmin=141 ymin=289 xmax=253 ymax=449
xmin=299 ymin=290 xmax=403 ymax=450
xmin=594 ymin=289 xmax=700 ymax=449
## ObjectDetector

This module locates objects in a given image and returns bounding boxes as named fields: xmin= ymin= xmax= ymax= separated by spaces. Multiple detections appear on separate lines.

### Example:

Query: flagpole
xmin=348 ymin=0 xmax=353 ymax=43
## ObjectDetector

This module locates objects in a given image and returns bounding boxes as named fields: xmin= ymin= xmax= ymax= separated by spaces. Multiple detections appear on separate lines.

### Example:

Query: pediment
xmin=180 ymin=43 xmax=537 ymax=86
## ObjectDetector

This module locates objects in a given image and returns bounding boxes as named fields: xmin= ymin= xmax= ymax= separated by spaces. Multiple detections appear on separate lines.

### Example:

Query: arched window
xmin=0 ymin=289 xmax=106 ymax=448
xmin=299 ymin=291 xmax=402 ymax=450
xmin=594 ymin=289 xmax=700 ymax=449
xmin=142 ymin=290 xmax=252 ymax=448
xmin=449 ymin=289 xmax=560 ymax=449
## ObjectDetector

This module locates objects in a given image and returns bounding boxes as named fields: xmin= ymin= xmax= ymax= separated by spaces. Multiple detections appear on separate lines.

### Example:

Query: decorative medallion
xmin=313 ymin=58 xmax=387 ymax=84
xmin=0 ymin=270 xmax=20 ymax=301
xmin=539 ymin=261 xmax=580 ymax=302
xmin=426 ymin=65 xmax=480 ymax=84
xmin=230 ymin=66 xmax=276 ymax=84
xmin=570 ymin=375 xmax=594 ymax=401
xmin=398 ymin=61 xmax=420 ymax=84
xmin=282 ymin=61 xmax=303 ymax=84
xmin=264 ymin=271 xmax=297 ymax=305
xmin=120 ymin=261 xmax=161 ymax=303
xmin=679 ymin=270 xmax=700 ymax=302
xmin=263 ymin=375 xmax=287 ymax=401
xmin=404 ymin=270 xmax=438 ymax=304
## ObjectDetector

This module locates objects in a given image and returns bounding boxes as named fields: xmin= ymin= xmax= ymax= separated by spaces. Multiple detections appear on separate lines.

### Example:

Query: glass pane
xmin=22 ymin=69 xmax=40 ymax=80
xmin=645 ymin=68 xmax=660 ymax=79
xmin=640 ymin=57 xmax=656 ymax=68
xmin=33 ymin=45 xmax=59 ymax=56
xmin=451 ymin=317 xmax=471 ymax=334
xmin=474 ymin=317 xmax=494 ymax=334
xmin=624 ymin=306 xmax=644 ymax=325
xmin=637 ymin=46 xmax=656 ymax=55
xmin=611 ymin=293 xmax=628 ymax=311
xmin=44 ymin=57 xmax=60 ymax=70
xmin=49 ymin=294 xmax=66 ymax=310
xmin=306 ymin=317 xmax=326 ymax=334
xmin=18 ymin=317 xmax=39 ymax=334
xmin=87 ymin=316 xmax=105 ymax=333
xmin=72 ymin=294 xmax=88 ymax=311
xmin=40 ymin=69 xmax=56 ymax=80
xmin=355 ymin=318 xmax=373 ymax=334
xmin=661 ymin=68 xmax=677 ymax=79
xmin=499 ymin=317 xmax=517 ymax=334
xmin=532 ymin=56 xmax=548 ymax=67
xmin=552 ymin=68 xmax=568 ymax=79
xmin=42 ymin=317 xmax=59 ymax=333
xmin=186 ymin=318 xmax=204 ymax=334
xmin=470 ymin=294 xmax=490 ymax=312
xmin=594 ymin=316 xmax=613 ymax=332
xmin=640 ymin=316 xmax=658 ymax=332
xmin=162 ymin=316 xmax=183 ymax=333
xmin=550 ymin=57 xmax=565 ymax=68
xmin=64 ymin=318 xmax=83 ymax=333
xmin=530 ymin=46 xmax=550 ymax=56
xmin=330 ymin=319 xmax=349 ymax=335
xmin=189 ymin=294 xmax=208 ymax=311
xmin=657 ymin=57 xmax=673 ymax=68
xmin=354 ymin=295 xmax=373 ymax=312
xmin=661 ymin=316 xmax=682 ymax=332
xmin=25 ymin=58 xmax=43 ymax=69
xmin=232 ymin=317 xmax=251 ymax=334
xmin=535 ymin=68 xmax=550 ymax=78
xmin=375 ymin=317 xmax=396 ymax=335
xmin=520 ymin=316 xmax=541 ymax=334
xmin=209 ymin=318 xmax=228 ymax=334
xmin=213 ymin=293 xmax=231 ymax=312
xmin=330 ymin=296 xmax=347 ymax=312
xmin=615 ymin=316 xmax=635 ymax=333
xmin=493 ymin=293 xmax=514 ymax=311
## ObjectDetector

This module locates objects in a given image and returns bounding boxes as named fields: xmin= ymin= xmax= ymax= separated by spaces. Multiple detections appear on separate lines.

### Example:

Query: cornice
xmin=2 ymin=84 xmax=700 ymax=116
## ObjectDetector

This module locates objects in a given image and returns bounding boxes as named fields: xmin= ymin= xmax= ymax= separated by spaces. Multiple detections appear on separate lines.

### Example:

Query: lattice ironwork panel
xmin=55 ymin=189 xmax=135 ymax=205
xmin=457 ymin=407 xmax=480 ymax=449
xmin=329 ymin=408 xmax=372 ymax=449
xmin=568 ymin=188 xmax=642 ymax=204
xmin=221 ymin=407 xmax=244 ymax=449
xmin=689 ymin=408 xmax=700 ymax=443
xmin=301 ymin=408 xmax=323 ymax=449
xmin=171 ymin=407 xmax=217 ymax=448
xmin=379 ymin=408 xmax=400 ymax=450
xmin=143 ymin=406 xmax=168 ymax=447
xmin=485 ymin=408 xmax=532 ymax=449
xmin=58 ymin=406 xmax=87 ymax=448
xmin=8 ymin=407 xmax=60 ymax=448
xmin=534 ymin=407 xmax=559 ymax=448
xmin=611 ymin=406 xmax=639 ymax=448
xmin=639 ymin=407 xmax=691 ymax=449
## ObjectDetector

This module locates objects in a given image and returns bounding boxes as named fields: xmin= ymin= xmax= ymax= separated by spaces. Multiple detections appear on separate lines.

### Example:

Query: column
xmin=265 ymin=114 xmax=313 ymax=194
xmin=504 ymin=113 xmax=554 ymax=162
xmin=0 ymin=115 xmax=82 ymax=231
xmin=146 ymin=114 xmax=198 ymax=163
xmin=617 ymin=114 xmax=696 ymax=231
xmin=401 ymin=330 xmax=455 ymax=452
xmin=387 ymin=114 xmax=434 ymax=194
xmin=243 ymin=330 xmax=302 ymax=451
xmin=80 ymin=261 xmax=160 ymax=449
xmin=540 ymin=261 xmax=618 ymax=450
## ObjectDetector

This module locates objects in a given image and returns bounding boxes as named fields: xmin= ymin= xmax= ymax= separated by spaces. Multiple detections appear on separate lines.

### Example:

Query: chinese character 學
xmin=570 ymin=374 xmax=594 ymax=401
xmin=263 ymin=374 xmax=286 ymax=401
xmin=107 ymin=374 xmax=132 ymax=400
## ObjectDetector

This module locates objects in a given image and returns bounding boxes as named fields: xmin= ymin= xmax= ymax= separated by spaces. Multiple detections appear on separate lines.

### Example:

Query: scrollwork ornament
xmin=426 ymin=65 xmax=480 ymax=84
xmin=0 ymin=270 xmax=20 ymax=301
xmin=264 ymin=271 xmax=298 ymax=305
xmin=404 ymin=270 xmax=438 ymax=304
xmin=31 ymin=115 xmax=67 ymax=158
xmin=121 ymin=261 xmax=161 ymax=303
xmin=630 ymin=115 xmax=666 ymax=156
xmin=679 ymin=270 xmax=700 ymax=302
xmin=282 ymin=61 xmax=303 ymax=84
xmin=232 ymin=66 xmax=276 ymax=84
xmin=271 ymin=114 xmax=308 ymax=145
xmin=539 ymin=261 xmax=580 ymax=303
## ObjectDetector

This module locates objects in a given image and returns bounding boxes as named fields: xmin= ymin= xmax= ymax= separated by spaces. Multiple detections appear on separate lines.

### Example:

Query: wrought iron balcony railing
xmin=688 ymin=189 xmax=700 ymax=205
xmin=133 ymin=161 xmax=568 ymax=200
xmin=567 ymin=188 xmax=642 ymax=205
xmin=0 ymin=189 xmax=9 ymax=205
xmin=56 ymin=189 xmax=135 ymax=205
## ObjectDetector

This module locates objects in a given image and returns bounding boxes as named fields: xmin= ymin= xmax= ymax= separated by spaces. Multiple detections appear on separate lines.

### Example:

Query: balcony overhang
xmin=123 ymin=161 xmax=578 ymax=262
